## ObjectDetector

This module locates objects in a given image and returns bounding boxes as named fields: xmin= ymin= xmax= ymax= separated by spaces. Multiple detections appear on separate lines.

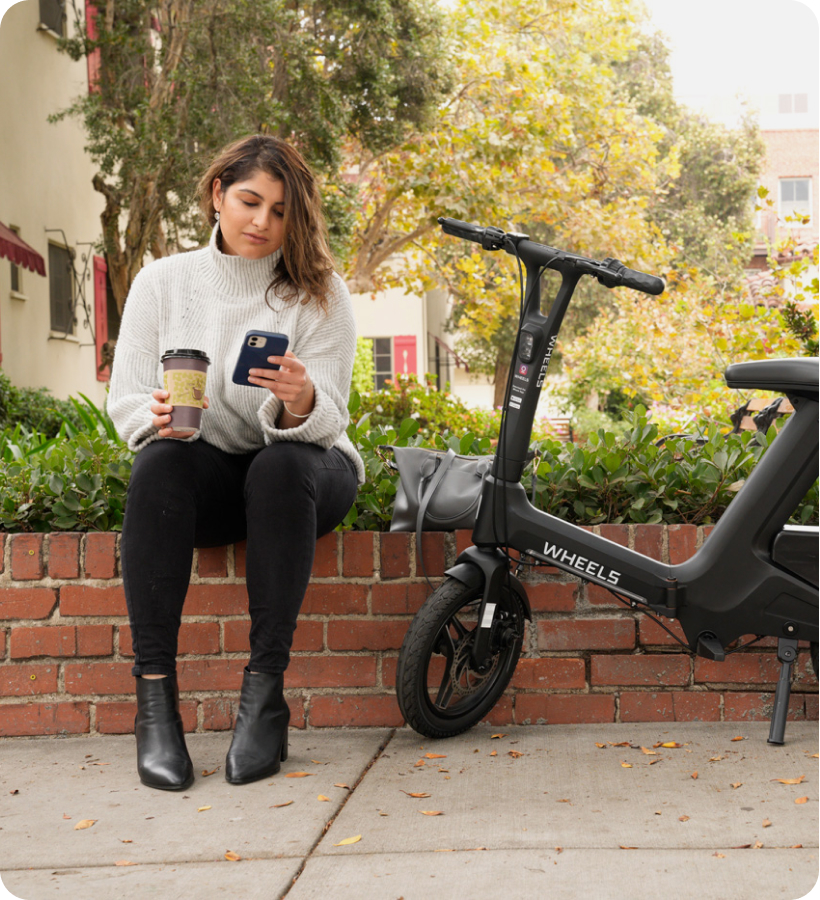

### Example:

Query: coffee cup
xmin=161 ymin=349 xmax=210 ymax=432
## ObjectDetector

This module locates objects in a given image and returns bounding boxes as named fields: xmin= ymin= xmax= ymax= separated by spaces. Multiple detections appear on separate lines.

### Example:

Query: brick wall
xmin=0 ymin=527 xmax=816 ymax=737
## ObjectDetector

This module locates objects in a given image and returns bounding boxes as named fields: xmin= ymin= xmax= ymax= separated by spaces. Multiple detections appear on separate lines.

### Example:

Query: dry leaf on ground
xmin=285 ymin=772 xmax=314 ymax=778
xmin=710 ymin=756 xmax=724 ymax=762
xmin=640 ymin=747 xmax=657 ymax=755
xmin=224 ymin=851 xmax=242 ymax=861
xmin=489 ymin=750 xmax=497 ymax=757
xmin=509 ymin=750 xmax=524 ymax=758
xmin=619 ymin=845 xmax=638 ymax=850
xmin=333 ymin=835 xmax=362 ymax=846
xmin=424 ymin=753 xmax=447 ymax=759
xmin=753 ymin=841 xmax=763 ymax=849
xmin=420 ymin=810 xmax=443 ymax=816
xmin=317 ymin=795 xmax=330 ymax=802
xmin=660 ymin=742 xmax=682 ymax=749
xmin=595 ymin=743 xmax=607 ymax=749
xmin=201 ymin=768 xmax=219 ymax=777
xmin=679 ymin=815 xmax=690 ymax=822
xmin=272 ymin=801 xmax=294 ymax=808
xmin=120 ymin=839 xmax=132 ymax=843
xmin=714 ymin=852 xmax=725 ymax=858
xmin=621 ymin=762 xmax=633 ymax=768
xmin=762 ymin=819 xmax=772 ymax=827
xmin=730 ymin=736 xmax=745 ymax=742
xmin=401 ymin=791 xmax=431 ymax=798
xmin=795 ymin=797 xmax=809 ymax=804
xmin=198 ymin=806 xmax=212 ymax=812
xmin=334 ymin=783 xmax=351 ymax=789
xmin=773 ymin=775 xmax=806 ymax=785
xmin=114 ymin=861 xmax=137 ymax=866
xmin=414 ymin=759 xmax=426 ymax=768
xmin=730 ymin=783 xmax=743 ymax=789
xmin=691 ymin=772 xmax=698 ymax=780
xmin=491 ymin=734 xmax=508 ymax=739
xmin=74 ymin=819 xmax=96 ymax=830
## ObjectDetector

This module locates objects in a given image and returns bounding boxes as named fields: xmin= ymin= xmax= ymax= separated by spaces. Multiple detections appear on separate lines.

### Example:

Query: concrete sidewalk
xmin=1 ymin=723 xmax=817 ymax=900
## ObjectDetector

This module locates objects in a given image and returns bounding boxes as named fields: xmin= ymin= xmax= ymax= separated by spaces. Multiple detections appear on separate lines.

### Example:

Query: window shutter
xmin=86 ymin=4 xmax=101 ymax=94
xmin=94 ymin=255 xmax=109 ymax=381
xmin=393 ymin=335 xmax=417 ymax=376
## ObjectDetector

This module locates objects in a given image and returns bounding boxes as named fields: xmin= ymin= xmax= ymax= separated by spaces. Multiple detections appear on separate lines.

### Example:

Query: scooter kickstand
xmin=767 ymin=637 xmax=799 ymax=745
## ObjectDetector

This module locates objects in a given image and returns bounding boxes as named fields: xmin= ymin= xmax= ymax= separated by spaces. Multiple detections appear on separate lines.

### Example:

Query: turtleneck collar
xmin=205 ymin=221 xmax=284 ymax=298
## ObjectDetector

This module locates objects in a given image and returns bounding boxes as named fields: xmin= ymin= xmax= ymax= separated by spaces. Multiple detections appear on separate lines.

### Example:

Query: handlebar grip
xmin=437 ymin=216 xmax=485 ymax=244
xmin=617 ymin=266 xmax=665 ymax=296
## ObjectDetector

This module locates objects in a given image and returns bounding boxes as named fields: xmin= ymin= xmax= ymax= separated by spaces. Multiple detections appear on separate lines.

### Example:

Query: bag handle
xmin=416 ymin=448 xmax=457 ymax=589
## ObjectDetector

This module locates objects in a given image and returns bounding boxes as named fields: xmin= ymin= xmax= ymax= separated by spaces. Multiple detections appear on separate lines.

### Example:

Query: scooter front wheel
xmin=396 ymin=575 xmax=525 ymax=738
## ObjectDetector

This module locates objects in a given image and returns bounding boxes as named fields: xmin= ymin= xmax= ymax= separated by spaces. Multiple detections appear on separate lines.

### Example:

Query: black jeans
xmin=121 ymin=439 xmax=358 ymax=677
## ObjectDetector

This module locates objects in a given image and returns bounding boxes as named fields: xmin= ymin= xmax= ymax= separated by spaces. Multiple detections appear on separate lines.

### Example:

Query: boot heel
xmin=280 ymin=729 xmax=288 ymax=762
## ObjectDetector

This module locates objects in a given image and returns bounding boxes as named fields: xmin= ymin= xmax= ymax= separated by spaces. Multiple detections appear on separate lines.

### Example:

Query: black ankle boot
xmin=225 ymin=668 xmax=289 ymax=785
xmin=134 ymin=675 xmax=194 ymax=791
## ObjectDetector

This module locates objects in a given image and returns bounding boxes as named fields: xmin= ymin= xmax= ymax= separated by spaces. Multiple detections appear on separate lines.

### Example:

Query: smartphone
xmin=232 ymin=330 xmax=290 ymax=387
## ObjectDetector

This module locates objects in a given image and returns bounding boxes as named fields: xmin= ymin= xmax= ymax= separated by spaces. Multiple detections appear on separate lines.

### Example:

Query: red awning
xmin=0 ymin=221 xmax=46 ymax=276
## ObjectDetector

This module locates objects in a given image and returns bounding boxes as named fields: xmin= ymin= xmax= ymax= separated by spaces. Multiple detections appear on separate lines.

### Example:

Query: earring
xmin=215 ymin=210 xmax=220 ymax=221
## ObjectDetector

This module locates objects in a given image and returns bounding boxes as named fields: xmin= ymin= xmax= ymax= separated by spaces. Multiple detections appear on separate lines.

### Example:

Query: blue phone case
xmin=232 ymin=330 xmax=290 ymax=387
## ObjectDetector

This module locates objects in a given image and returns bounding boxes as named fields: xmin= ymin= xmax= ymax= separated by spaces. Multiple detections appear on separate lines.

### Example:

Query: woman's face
xmin=212 ymin=171 xmax=285 ymax=259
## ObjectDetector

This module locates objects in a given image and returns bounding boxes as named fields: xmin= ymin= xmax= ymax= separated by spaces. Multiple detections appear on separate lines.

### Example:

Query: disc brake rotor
xmin=449 ymin=632 xmax=499 ymax=697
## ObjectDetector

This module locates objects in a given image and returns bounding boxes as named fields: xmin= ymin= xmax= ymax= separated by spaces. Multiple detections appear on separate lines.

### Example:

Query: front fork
xmin=445 ymin=545 xmax=532 ymax=670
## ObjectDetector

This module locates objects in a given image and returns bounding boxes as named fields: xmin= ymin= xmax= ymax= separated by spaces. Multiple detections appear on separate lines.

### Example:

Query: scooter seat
xmin=724 ymin=358 xmax=818 ymax=398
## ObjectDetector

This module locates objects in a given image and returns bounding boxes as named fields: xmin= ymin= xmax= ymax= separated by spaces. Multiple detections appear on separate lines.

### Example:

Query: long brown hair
xmin=196 ymin=135 xmax=336 ymax=311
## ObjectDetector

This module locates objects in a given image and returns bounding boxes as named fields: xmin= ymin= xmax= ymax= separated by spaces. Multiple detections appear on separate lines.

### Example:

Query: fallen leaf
xmin=491 ymin=734 xmax=508 ymax=739
xmin=62 ymin=814 xmax=71 ymax=819
xmin=201 ymin=768 xmax=219 ymax=777
xmin=74 ymin=819 xmax=96 ymax=831
xmin=811 ymin=754 xmax=819 ymax=759
xmin=9 ymin=790 xmax=19 ymax=795
xmin=730 ymin=783 xmax=743 ymax=789
xmin=334 ymin=783 xmax=351 ymax=789
xmin=691 ymin=772 xmax=698 ymax=780
xmin=424 ymin=753 xmax=447 ymax=759
xmin=285 ymin=772 xmax=314 ymax=778
xmin=654 ymin=811 xmax=662 ymax=816
xmin=489 ymin=750 xmax=497 ymax=757
xmin=508 ymin=750 xmax=524 ymax=759
xmin=649 ymin=759 xmax=662 ymax=765
xmin=414 ymin=759 xmax=426 ymax=768
xmin=621 ymin=762 xmax=633 ymax=768
xmin=732 ymin=844 xmax=752 ymax=849
xmin=438 ymin=769 xmax=449 ymax=773
xmin=661 ymin=742 xmax=682 ymax=749
xmin=224 ymin=851 xmax=242 ymax=861
xmin=272 ymin=801 xmax=293 ymax=808
xmin=595 ymin=743 xmax=607 ymax=749
xmin=640 ymin=747 xmax=657 ymax=755
xmin=333 ymin=835 xmax=362 ymax=846
xmin=713 ymin=852 xmax=725 ymax=858
xmin=753 ymin=841 xmax=763 ymax=849
xmin=378 ymin=811 xmax=389 ymax=816
xmin=114 ymin=861 xmax=137 ymax=867
xmin=400 ymin=791 xmax=431 ymax=798
xmin=198 ymin=806 xmax=212 ymax=812
xmin=317 ymin=795 xmax=330 ymax=802
xmin=555 ymin=847 xmax=563 ymax=853
xmin=791 ymin=844 xmax=804 ymax=848
xmin=795 ymin=797 xmax=809 ymax=804
xmin=679 ymin=815 xmax=690 ymax=822
xmin=310 ymin=760 xmax=324 ymax=765
xmin=557 ymin=799 xmax=572 ymax=803
xmin=120 ymin=839 xmax=133 ymax=843
xmin=619 ymin=845 xmax=638 ymax=850
xmin=772 ymin=775 xmax=805 ymax=785
xmin=762 ymin=819 xmax=772 ymax=827
xmin=709 ymin=756 xmax=724 ymax=762
xmin=420 ymin=810 xmax=443 ymax=816
xmin=730 ymin=736 xmax=745 ymax=742
xmin=609 ymin=741 xmax=630 ymax=747
xmin=434 ymin=848 xmax=455 ymax=852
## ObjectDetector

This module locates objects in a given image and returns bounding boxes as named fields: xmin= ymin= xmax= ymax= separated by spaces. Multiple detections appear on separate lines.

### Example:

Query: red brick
xmin=694 ymin=654 xmax=781 ymax=684
xmin=805 ymin=694 xmax=818 ymax=721
xmin=95 ymin=699 xmax=197 ymax=734
xmin=287 ymin=656 xmax=376 ymax=688
xmin=48 ymin=533 xmax=82 ymax=579
xmin=64 ymin=662 xmax=134 ymax=695
xmin=415 ymin=532 xmax=446 ymax=578
xmin=526 ymin=582 xmax=577 ymax=612
xmin=672 ymin=692 xmax=721 ymax=721
xmin=178 ymin=659 xmax=246 ymax=691
xmin=311 ymin=532 xmax=338 ymax=577
xmin=202 ymin=696 xmax=236 ymax=730
xmin=380 ymin=532 xmax=411 ymax=578
xmin=76 ymin=624 xmax=114 ymax=656
xmin=60 ymin=585 xmax=127 ymax=616
xmin=586 ymin=583 xmax=623 ymax=608
xmin=455 ymin=529 xmax=474 ymax=557
xmin=599 ymin=524 xmax=629 ymax=548
xmin=724 ymin=691 xmax=805 ymax=722
xmin=301 ymin=583 xmax=368 ymax=615
xmin=84 ymin=533 xmax=117 ymax=579
xmin=511 ymin=658 xmax=586 ymax=690
xmin=480 ymin=694 xmax=514 ymax=725
xmin=342 ymin=531 xmax=375 ymax=577
xmin=0 ymin=701 xmax=89 ymax=736
xmin=702 ymin=525 xmax=715 ymax=542
xmin=234 ymin=540 xmax=247 ymax=577
xmin=197 ymin=546 xmax=227 ymax=578
xmin=371 ymin=582 xmax=430 ymax=615
xmin=633 ymin=525 xmax=662 ymax=561
xmin=537 ymin=618 xmax=635 ymax=651
xmin=515 ymin=693 xmax=615 ymax=725
xmin=380 ymin=653 xmax=446 ymax=689
xmin=638 ymin=617 xmax=688 ymax=647
xmin=288 ymin=695 xmax=306 ymax=729
xmin=619 ymin=691 xmax=675 ymax=722
xmin=327 ymin=619 xmax=409 ymax=651
xmin=10 ymin=625 xmax=76 ymax=658
xmin=0 ymin=588 xmax=57 ymax=620
xmin=308 ymin=694 xmax=403 ymax=727
xmin=10 ymin=534 xmax=44 ymax=580
xmin=667 ymin=525 xmax=697 ymax=564
xmin=182 ymin=584 xmax=248 ymax=616
xmin=591 ymin=654 xmax=690 ymax=686
xmin=0 ymin=664 xmax=58 ymax=696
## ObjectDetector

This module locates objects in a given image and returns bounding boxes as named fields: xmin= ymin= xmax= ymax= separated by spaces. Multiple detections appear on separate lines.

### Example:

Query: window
xmin=8 ymin=225 xmax=21 ymax=294
xmin=39 ymin=0 xmax=66 ymax=37
xmin=778 ymin=94 xmax=809 ymax=114
xmin=779 ymin=178 xmax=812 ymax=226
xmin=372 ymin=337 xmax=393 ymax=390
xmin=48 ymin=243 xmax=74 ymax=333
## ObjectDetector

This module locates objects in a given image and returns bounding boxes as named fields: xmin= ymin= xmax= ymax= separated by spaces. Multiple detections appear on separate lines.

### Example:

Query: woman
xmin=107 ymin=135 xmax=364 ymax=790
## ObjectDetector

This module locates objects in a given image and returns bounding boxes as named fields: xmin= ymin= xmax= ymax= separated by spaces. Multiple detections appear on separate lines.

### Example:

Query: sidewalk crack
xmin=279 ymin=728 xmax=397 ymax=898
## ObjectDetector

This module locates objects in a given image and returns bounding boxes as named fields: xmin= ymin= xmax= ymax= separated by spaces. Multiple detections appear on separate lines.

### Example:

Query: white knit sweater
xmin=107 ymin=223 xmax=365 ymax=484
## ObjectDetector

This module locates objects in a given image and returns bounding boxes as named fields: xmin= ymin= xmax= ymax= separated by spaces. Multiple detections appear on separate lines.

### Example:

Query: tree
xmin=52 ymin=0 xmax=452 ymax=313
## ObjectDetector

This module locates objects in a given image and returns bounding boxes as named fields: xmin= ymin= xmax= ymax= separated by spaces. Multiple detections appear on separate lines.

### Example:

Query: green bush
xmin=0 ymin=371 xmax=84 ymax=437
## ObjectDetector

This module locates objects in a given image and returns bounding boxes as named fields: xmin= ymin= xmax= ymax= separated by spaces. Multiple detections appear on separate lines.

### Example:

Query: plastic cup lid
xmin=161 ymin=349 xmax=211 ymax=364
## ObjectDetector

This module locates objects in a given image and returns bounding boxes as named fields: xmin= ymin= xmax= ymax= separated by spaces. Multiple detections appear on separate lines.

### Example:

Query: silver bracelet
xmin=283 ymin=401 xmax=312 ymax=419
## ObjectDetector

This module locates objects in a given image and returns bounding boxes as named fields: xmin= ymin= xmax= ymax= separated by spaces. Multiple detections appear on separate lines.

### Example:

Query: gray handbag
xmin=380 ymin=446 xmax=493 ymax=586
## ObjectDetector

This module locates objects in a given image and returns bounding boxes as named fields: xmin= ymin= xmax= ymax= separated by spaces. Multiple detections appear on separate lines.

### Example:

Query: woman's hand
xmin=248 ymin=350 xmax=314 ymax=417
xmin=150 ymin=388 xmax=210 ymax=439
